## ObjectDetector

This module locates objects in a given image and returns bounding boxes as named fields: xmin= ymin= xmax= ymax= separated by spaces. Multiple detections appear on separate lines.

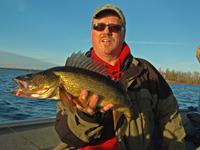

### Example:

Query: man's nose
xmin=102 ymin=26 xmax=111 ymax=35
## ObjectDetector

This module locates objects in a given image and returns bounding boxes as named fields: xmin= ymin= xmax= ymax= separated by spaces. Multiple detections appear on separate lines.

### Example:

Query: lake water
xmin=0 ymin=69 xmax=200 ymax=123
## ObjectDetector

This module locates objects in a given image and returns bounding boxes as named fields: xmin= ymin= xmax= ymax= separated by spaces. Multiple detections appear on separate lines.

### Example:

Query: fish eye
xmin=25 ymin=74 xmax=32 ymax=80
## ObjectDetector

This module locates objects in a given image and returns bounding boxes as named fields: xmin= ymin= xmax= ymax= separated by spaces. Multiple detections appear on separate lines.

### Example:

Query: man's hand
xmin=70 ymin=90 xmax=114 ymax=115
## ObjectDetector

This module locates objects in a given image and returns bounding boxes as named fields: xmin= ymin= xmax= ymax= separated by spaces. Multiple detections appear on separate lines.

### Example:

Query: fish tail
xmin=118 ymin=119 xmax=128 ymax=141
xmin=116 ymin=110 xmax=132 ymax=141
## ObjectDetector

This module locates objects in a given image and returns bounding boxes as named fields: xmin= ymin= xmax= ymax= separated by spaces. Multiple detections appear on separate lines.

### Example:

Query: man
xmin=54 ymin=4 xmax=186 ymax=150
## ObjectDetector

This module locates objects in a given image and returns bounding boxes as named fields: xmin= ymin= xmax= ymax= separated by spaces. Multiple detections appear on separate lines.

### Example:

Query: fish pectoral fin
xmin=113 ymin=110 xmax=124 ymax=130
xmin=59 ymin=88 xmax=73 ymax=107
xmin=59 ymin=88 xmax=76 ymax=114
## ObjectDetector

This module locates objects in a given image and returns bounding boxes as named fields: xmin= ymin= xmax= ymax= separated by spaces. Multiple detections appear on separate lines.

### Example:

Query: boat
xmin=0 ymin=109 xmax=199 ymax=150
xmin=0 ymin=118 xmax=60 ymax=150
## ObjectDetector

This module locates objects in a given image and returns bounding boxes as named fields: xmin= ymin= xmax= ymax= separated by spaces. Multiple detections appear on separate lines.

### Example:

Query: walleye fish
xmin=10 ymin=51 xmax=133 ymax=141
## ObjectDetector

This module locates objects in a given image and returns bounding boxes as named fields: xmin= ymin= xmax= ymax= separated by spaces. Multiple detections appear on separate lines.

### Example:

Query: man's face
xmin=91 ymin=14 xmax=125 ymax=57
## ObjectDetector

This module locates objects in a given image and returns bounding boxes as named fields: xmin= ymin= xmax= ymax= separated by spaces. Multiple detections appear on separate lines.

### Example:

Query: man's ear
xmin=123 ymin=30 xmax=126 ymax=38
xmin=91 ymin=28 xmax=93 ymax=40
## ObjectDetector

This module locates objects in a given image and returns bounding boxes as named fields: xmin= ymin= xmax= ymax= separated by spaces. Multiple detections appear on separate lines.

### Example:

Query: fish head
xmin=10 ymin=71 xmax=60 ymax=99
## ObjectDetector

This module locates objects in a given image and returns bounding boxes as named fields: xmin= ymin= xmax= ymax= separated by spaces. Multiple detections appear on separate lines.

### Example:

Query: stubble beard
xmin=102 ymin=44 xmax=113 ymax=55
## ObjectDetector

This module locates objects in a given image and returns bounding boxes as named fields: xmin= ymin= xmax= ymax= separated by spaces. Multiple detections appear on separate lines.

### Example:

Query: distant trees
xmin=159 ymin=68 xmax=200 ymax=85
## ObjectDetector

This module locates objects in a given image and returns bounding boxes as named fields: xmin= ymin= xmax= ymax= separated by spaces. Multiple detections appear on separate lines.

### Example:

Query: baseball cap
xmin=92 ymin=4 xmax=126 ymax=27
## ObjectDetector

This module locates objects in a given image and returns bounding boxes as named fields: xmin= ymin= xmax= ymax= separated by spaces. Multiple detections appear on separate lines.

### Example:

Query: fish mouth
xmin=10 ymin=78 xmax=31 ymax=97
xmin=12 ymin=78 xmax=28 ymax=90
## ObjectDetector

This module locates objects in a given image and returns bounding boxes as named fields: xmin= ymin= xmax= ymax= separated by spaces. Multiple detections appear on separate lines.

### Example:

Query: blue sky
xmin=0 ymin=0 xmax=199 ymax=72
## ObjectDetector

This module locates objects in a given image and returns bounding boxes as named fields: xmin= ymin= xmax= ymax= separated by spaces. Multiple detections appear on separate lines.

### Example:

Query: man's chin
xmin=103 ymin=49 xmax=113 ymax=55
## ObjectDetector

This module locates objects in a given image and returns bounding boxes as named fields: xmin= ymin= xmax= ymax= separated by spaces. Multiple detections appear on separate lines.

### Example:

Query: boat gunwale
xmin=0 ymin=109 xmax=191 ymax=129
xmin=0 ymin=117 xmax=56 ymax=129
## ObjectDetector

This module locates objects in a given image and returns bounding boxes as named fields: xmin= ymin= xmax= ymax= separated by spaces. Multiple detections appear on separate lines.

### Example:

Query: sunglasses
xmin=92 ymin=23 xmax=125 ymax=33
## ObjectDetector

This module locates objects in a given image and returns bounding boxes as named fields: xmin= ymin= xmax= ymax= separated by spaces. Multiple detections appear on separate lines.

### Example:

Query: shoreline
xmin=166 ymin=80 xmax=200 ymax=86
xmin=0 ymin=67 xmax=41 ymax=72
xmin=1 ymin=68 xmax=199 ymax=86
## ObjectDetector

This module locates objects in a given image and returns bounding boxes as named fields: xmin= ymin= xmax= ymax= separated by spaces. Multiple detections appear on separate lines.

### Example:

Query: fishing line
xmin=0 ymin=121 xmax=42 ymax=150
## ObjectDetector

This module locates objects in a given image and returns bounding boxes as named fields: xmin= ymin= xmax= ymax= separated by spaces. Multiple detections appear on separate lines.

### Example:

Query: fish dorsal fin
xmin=66 ymin=51 xmax=110 ymax=76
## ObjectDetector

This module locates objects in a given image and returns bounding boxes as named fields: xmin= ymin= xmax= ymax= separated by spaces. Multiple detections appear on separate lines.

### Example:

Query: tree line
xmin=159 ymin=68 xmax=200 ymax=85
